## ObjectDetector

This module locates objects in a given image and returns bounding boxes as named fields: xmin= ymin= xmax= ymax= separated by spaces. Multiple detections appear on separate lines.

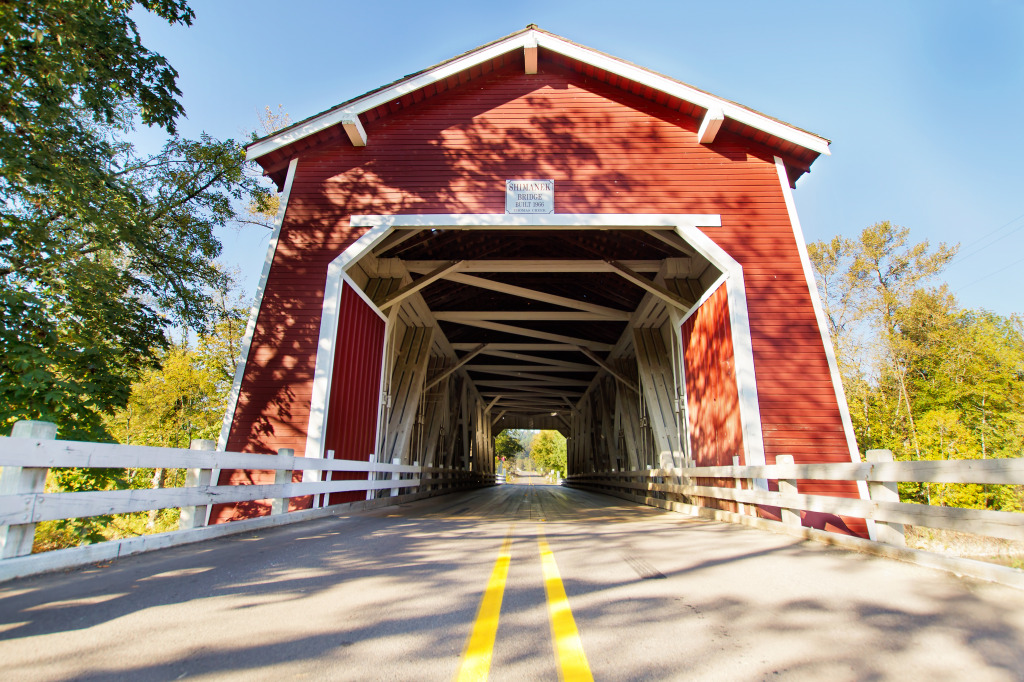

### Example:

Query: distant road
xmin=2 ymin=485 xmax=1023 ymax=680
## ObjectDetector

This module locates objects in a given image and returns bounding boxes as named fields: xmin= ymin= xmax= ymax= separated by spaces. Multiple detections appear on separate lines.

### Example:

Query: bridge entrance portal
xmin=306 ymin=214 xmax=763 ymax=504
xmin=217 ymin=27 xmax=864 ymax=529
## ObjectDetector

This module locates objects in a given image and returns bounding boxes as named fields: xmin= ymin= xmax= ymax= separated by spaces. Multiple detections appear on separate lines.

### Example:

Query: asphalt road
xmin=2 ymin=482 xmax=1023 ymax=681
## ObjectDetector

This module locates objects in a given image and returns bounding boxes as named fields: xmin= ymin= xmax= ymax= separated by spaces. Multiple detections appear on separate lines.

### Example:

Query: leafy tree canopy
xmin=495 ymin=429 xmax=526 ymax=462
xmin=810 ymin=223 xmax=1023 ymax=511
xmin=0 ymin=2 xmax=272 ymax=440
xmin=530 ymin=430 xmax=567 ymax=476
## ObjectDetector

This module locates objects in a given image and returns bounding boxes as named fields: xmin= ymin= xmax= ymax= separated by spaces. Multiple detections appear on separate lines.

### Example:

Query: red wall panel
xmin=322 ymin=284 xmax=386 ymax=505
xmin=682 ymin=285 xmax=743 ymax=469
xmin=681 ymin=285 xmax=743 ymax=512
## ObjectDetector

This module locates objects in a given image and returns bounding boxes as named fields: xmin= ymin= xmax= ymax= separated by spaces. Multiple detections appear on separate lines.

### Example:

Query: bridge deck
xmin=2 ymin=480 xmax=1023 ymax=680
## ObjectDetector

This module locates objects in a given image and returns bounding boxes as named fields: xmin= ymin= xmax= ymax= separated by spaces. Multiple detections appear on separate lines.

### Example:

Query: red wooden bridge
xmin=2 ymin=27 xmax=1023 ymax=679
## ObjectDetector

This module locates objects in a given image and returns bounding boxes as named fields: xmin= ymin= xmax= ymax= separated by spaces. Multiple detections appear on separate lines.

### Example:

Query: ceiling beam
xmin=474 ymin=378 xmax=591 ymax=388
xmin=641 ymin=229 xmax=692 ymax=255
xmin=451 ymin=343 xmax=579 ymax=351
xmin=380 ymin=260 xmax=463 ymax=311
xmin=424 ymin=342 xmax=487 ymax=391
xmin=484 ymin=395 xmax=502 ymax=412
xmin=404 ymin=260 xmax=662 ymax=274
xmin=606 ymin=260 xmax=691 ymax=311
xmin=445 ymin=318 xmax=614 ymax=351
xmin=372 ymin=228 xmax=425 ymax=255
xmin=480 ymin=386 xmax=583 ymax=398
xmin=445 ymin=272 xmax=628 ymax=318
xmin=435 ymin=310 xmax=629 ymax=322
xmin=465 ymin=365 xmax=597 ymax=376
xmin=491 ymin=410 xmax=507 ymax=426
xmin=480 ymin=349 xmax=597 ymax=370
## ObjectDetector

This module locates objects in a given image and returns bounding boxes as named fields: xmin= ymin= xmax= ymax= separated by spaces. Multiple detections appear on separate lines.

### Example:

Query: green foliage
xmin=810 ymin=223 xmax=1024 ymax=512
xmin=495 ymin=429 xmax=526 ymax=463
xmin=0 ymin=1 xmax=272 ymax=440
xmin=530 ymin=430 xmax=567 ymax=476
xmin=34 ymin=303 xmax=245 ymax=552
xmin=0 ymin=1 xmax=193 ymax=192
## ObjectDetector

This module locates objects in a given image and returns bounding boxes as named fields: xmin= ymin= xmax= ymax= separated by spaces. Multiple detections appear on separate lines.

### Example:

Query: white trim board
xmin=666 ymin=226 xmax=768 ymax=475
xmin=216 ymin=158 xmax=298 ymax=453
xmin=210 ymin=158 xmax=297 ymax=523
xmin=772 ymin=156 xmax=874 ymax=533
xmin=246 ymin=29 xmax=830 ymax=162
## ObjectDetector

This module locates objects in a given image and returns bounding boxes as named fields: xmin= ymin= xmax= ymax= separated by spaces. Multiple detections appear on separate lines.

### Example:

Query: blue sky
xmin=134 ymin=1 xmax=1024 ymax=316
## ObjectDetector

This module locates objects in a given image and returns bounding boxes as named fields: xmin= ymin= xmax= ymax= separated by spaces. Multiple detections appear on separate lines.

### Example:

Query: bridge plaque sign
xmin=505 ymin=179 xmax=554 ymax=214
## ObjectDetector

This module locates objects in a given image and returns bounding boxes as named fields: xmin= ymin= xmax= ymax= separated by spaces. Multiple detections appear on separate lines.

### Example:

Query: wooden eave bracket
xmin=698 ymin=107 xmax=725 ymax=145
xmin=342 ymin=117 xmax=367 ymax=146
xmin=524 ymin=34 xmax=538 ymax=74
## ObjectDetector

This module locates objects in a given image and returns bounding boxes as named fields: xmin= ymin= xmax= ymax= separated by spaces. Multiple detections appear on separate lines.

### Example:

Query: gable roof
xmin=247 ymin=26 xmax=830 ymax=184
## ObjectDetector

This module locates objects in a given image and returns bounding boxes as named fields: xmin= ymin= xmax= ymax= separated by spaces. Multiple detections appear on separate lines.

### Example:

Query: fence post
xmin=272 ymin=448 xmax=295 ymax=515
xmin=366 ymin=454 xmax=377 ymax=500
xmin=865 ymin=449 xmax=906 ymax=547
xmin=390 ymin=457 xmax=402 ymax=497
xmin=179 ymin=439 xmax=215 ymax=530
xmin=775 ymin=455 xmax=801 ymax=527
xmin=732 ymin=455 xmax=747 ymax=516
xmin=1 ymin=420 xmax=57 ymax=558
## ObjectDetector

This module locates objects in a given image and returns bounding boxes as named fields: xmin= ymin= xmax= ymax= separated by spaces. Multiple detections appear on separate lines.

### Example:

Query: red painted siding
xmin=228 ymin=60 xmax=864 ymax=532
xmin=322 ymin=284 xmax=386 ymax=505
xmin=681 ymin=285 xmax=743 ymax=512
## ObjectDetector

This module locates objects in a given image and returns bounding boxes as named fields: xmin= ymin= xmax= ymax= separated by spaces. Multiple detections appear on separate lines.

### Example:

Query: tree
xmin=0 ymin=2 xmax=272 ymax=440
xmin=810 ymin=223 xmax=1024 ymax=512
xmin=494 ymin=429 xmax=525 ymax=468
xmin=34 ymin=299 xmax=249 ymax=550
xmin=530 ymin=430 xmax=567 ymax=476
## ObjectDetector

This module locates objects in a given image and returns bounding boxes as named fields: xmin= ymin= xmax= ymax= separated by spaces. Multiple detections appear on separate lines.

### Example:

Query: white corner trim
xmin=217 ymin=158 xmax=299 ymax=452
xmin=672 ymin=226 xmax=768 ymax=476
xmin=697 ymin=107 xmax=725 ymax=144
xmin=338 ymin=221 xmax=396 ymax=272
xmin=773 ymin=157 xmax=872 ymax=508
xmin=246 ymin=30 xmax=830 ymax=162
xmin=342 ymin=117 xmax=367 ymax=146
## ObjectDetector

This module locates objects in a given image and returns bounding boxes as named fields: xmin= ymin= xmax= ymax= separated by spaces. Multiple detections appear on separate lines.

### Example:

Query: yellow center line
xmin=456 ymin=526 xmax=514 ymax=682
xmin=538 ymin=529 xmax=594 ymax=682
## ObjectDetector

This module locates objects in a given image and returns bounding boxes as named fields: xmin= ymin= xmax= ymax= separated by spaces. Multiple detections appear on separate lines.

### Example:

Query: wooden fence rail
xmin=0 ymin=425 xmax=493 ymax=581
xmin=566 ymin=451 xmax=1024 ymax=546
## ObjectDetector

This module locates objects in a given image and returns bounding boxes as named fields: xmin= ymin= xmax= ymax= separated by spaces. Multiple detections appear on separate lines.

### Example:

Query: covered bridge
xmin=214 ymin=26 xmax=866 ymax=533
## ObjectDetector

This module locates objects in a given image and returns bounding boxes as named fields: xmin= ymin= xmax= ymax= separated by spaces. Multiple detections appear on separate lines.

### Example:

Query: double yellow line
xmin=456 ymin=526 xmax=593 ymax=681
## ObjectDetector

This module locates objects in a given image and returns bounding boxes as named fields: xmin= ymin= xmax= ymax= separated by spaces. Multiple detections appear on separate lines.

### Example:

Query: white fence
xmin=567 ymin=451 xmax=1024 ymax=586
xmin=0 ymin=423 xmax=493 ymax=581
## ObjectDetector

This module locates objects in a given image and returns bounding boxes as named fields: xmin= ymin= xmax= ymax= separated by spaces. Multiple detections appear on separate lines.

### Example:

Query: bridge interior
xmin=346 ymin=225 xmax=723 ymax=477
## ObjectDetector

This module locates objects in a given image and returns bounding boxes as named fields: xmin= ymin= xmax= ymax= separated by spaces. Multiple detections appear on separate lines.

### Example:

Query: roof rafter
xmin=445 ymin=272 xmax=628 ymax=317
